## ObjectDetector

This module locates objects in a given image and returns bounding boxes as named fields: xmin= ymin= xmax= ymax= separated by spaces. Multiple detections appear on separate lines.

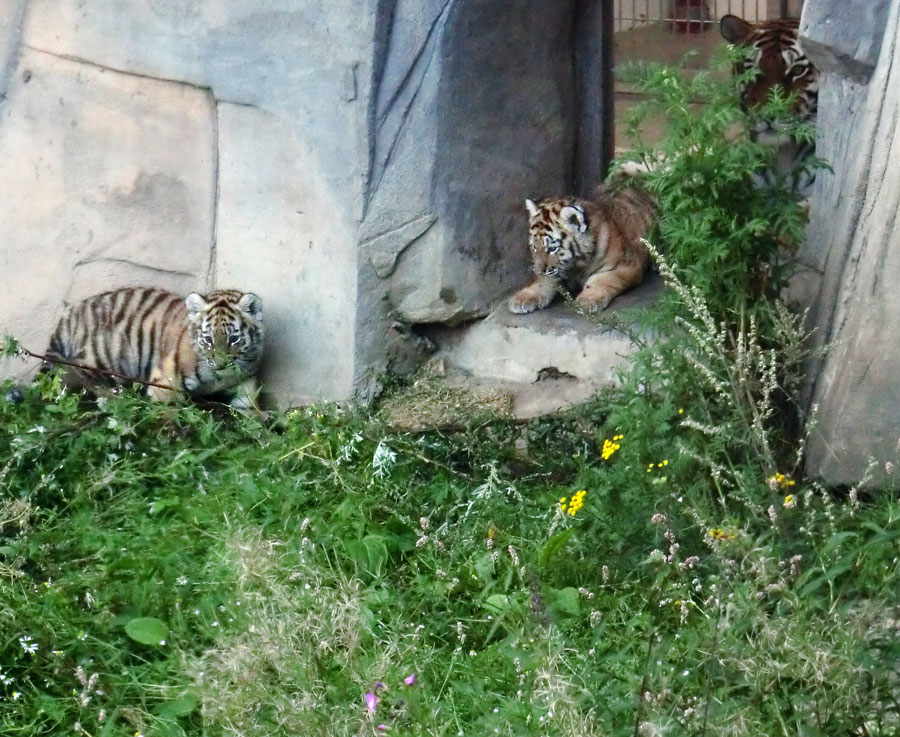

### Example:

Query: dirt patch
xmin=378 ymin=360 xmax=514 ymax=432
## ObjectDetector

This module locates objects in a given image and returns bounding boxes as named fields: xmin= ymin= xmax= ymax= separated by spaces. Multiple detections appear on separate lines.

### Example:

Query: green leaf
xmin=0 ymin=335 xmax=21 ymax=358
xmin=346 ymin=534 xmax=388 ymax=578
xmin=148 ymin=497 xmax=180 ymax=516
xmin=360 ymin=604 xmax=376 ymax=628
xmin=482 ymin=594 xmax=511 ymax=615
xmin=820 ymin=531 xmax=857 ymax=556
xmin=798 ymin=560 xmax=854 ymax=598
xmin=862 ymin=521 xmax=899 ymax=541
xmin=124 ymin=616 xmax=169 ymax=646
xmin=154 ymin=694 xmax=198 ymax=718
xmin=474 ymin=552 xmax=495 ymax=582
xmin=550 ymin=586 xmax=581 ymax=617
xmin=539 ymin=527 xmax=575 ymax=569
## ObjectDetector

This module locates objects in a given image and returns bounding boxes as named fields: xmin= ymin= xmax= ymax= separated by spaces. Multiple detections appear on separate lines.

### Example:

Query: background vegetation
xmin=2 ymin=54 xmax=898 ymax=736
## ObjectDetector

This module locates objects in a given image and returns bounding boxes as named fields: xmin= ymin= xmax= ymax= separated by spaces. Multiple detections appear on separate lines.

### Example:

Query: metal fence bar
xmin=574 ymin=0 xmax=614 ymax=190
xmin=611 ymin=0 xmax=771 ymax=33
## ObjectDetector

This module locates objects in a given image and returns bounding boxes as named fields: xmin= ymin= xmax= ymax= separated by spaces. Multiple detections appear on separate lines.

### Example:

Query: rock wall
xmin=0 ymin=1 xmax=595 ymax=405
xmin=0 ymin=1 xmax=368 ymax=403
xmin=797 ymin=0 xmax=900 ymax=485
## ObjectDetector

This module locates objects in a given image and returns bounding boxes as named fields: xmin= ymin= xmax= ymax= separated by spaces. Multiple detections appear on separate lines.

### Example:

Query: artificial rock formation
xmin=0 ymin=0 xmax=602 ymax=404
xmin=798 ymin=0 xmax=900 ymax=485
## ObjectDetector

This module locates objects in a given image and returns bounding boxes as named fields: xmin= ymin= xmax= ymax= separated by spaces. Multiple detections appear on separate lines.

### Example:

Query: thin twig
xmin=17 ymin=344 xmax=176 ymax=392
xmin=699 ymin=600 xmax=723 ymax=737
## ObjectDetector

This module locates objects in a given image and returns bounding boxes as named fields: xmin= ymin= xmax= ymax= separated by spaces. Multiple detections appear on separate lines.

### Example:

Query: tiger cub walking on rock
xmin=508 ymin=185 xmax=656 ymax=314
xmin=45 ymin=287 xmax=264 ymax=411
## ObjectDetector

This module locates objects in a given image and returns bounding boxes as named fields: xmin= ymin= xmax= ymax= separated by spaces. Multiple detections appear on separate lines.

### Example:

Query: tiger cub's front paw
xmin=575 ymin=289 xmax=614 ymax=312
xmin=508 ymin=286 xmax=553 ymax=314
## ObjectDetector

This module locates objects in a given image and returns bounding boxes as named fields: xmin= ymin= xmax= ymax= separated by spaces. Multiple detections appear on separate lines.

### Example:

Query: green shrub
xmin=616 ymin=47 xmax=818 ymax=325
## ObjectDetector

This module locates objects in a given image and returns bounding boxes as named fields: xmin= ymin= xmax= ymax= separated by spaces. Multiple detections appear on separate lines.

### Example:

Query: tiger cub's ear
xmin=719 ymin=14 xmax=753 ymax=44
xmin=238 ymin=293 xmax=263 ymax=319
xmin=525 ymin=198 xmax=539 ymax=217
xmin=560 ymin=205 xmax=587 ymax=234
xmin=185 ymin=292 xmax=209 ymax=318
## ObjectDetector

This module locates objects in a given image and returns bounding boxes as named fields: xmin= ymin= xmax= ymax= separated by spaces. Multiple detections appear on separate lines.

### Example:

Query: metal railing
xmin=613 ymin=0 xmax=802 ymax=33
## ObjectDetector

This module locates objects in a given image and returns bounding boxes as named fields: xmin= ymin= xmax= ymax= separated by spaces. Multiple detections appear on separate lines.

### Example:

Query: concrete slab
xmin=0 ymin=0 xmax=27 ymax=100
xmin=214 ymin=103 xmax=357 ymax=404
xmin=428 ymin=272 xmax=663 ymax=413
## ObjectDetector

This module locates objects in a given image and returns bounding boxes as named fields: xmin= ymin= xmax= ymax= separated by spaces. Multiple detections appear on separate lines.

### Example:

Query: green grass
xmin=1 ymin=371 xmax=898 ymax=737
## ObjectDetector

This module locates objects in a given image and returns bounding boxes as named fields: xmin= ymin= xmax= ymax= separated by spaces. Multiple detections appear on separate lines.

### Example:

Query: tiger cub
xmin=45 ymin=287 xmax=264 ymax=411
xmin=508 ymin=185 xmax=656 ymax=314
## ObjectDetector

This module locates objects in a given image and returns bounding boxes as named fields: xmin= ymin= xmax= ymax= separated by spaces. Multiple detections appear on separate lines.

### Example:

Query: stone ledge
xmin=425 ymin=273 xmax=663 ymax=416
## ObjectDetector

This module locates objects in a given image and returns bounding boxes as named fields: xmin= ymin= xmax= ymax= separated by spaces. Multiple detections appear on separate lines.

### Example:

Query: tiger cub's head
xmin=720 ymin=14 xmax=817 ymax=141
xmin=524 ymin=196 xmax=593 ymax=282
xmin=185 ymin=290 xmax=264 ymax=374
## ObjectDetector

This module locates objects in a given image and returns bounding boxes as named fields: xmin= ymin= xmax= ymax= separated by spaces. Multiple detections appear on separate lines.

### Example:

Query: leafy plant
xmin=615 ymin=47 xmax=820 ymax=326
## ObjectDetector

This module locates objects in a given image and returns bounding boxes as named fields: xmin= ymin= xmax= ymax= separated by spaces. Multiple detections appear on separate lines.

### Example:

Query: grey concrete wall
xmin=0 ymin=1 xmax=370 ymax=403
xmin=354 ymin=0 xmax=578 ymax=399
xmin=0 ymin=1 xmax=588 ymax=405
xmin=797 ymin=0 xmax=900 ymax=485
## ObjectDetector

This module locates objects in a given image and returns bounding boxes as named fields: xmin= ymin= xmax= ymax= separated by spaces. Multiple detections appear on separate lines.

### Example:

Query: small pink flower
xmin=365 ymin=692 xmax=378 ymax=713
xmin=404 ymin=673 xmax=416 ymax=686
xmin=377 ymin=726 xmax=389 ymax=731
xmin=374 ymin=681 xmax=386 ymax=690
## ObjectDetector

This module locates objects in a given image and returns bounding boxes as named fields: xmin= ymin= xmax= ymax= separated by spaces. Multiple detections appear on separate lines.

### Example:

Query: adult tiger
xmin=44 ymin=287 xmax=264 ymax=411
xmin=719 ymin=14 xmax=818 ymax=193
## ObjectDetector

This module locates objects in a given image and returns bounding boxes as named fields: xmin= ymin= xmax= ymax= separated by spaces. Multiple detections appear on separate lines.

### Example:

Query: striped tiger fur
xmin=720 ymin=14 xmax=818 ymax=193
xmin=508 ymin=185 xmax=656 ymax=314
xmin=45 ymin=287 xmax=264 ymax=410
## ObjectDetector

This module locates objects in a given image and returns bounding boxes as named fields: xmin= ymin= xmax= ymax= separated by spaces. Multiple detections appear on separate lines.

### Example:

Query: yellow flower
xmin=783 ymin=494 xmax=795 ymax=508
xmin=561 ymin=490 xmax=587 ymax=516
xmin=708 ymin=527 xmax=738 ymax=541
xmin=601 ymin=436 xmax=622 ymax=460
xmin=768 ymin=472 xmax=796 ymax=490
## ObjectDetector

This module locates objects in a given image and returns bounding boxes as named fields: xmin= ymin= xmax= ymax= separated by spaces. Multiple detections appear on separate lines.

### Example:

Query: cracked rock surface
xmin=796 ymin=0 xmax=900 ymax=486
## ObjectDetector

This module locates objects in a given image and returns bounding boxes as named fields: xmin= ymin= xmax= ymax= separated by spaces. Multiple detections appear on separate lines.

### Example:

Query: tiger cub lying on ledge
xmin=508 ymin=185 xmax=657 ymax=314
xmin=44 ymin=287 xmax=264 ymax=412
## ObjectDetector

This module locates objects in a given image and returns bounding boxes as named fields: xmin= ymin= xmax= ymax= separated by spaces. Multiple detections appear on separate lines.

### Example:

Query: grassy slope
xmin=1 ymin=378 xmax=898 ymax=737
